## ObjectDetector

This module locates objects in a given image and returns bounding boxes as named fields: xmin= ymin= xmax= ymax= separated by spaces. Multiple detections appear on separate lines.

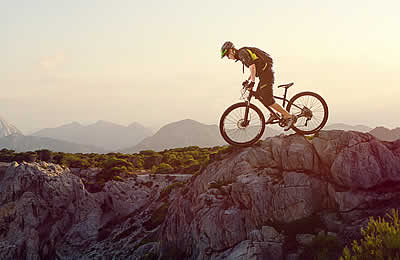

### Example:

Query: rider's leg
xmin=257 ymin=71 xmax=296 ymax=129
xmin=269 ymin=102 xmax=292 ymax=119
xmin=257 ymin=69 xmax=294 ymax=121
xmin=256 ymin=70 xmax=276 ymax=111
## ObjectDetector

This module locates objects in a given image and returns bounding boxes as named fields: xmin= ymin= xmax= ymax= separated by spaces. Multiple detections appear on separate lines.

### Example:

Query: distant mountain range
xmin=120 ymin=119 xmax=281 ymax=153
xmin=32 ymin=120 xmax=152 ymax=151
xmin=324 ymin=123 xmax=372 ymax=132
xmin=0 ymin=116 xmax=23 ymax=137
xmin=369 ymin=127 xmax=400 ymax=142
xmin=4 ymin=117 xmax=397 ymax=154
xmin=323 ymin=124 xmax=400 ymax=141
xmin=0 ymin=134 xmax=106 ymax=153
xmin=120 ymin=119 xmax=226 ymax=153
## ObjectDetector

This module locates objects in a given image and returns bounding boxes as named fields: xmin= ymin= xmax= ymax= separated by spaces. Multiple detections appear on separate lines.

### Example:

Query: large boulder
xmin=313 ymin=131 xmax=400 ymax=189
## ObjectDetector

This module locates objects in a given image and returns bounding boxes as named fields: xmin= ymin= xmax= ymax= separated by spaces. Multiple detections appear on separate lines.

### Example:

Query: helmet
xmin=221 ymin=41 xmax=234 ymax=59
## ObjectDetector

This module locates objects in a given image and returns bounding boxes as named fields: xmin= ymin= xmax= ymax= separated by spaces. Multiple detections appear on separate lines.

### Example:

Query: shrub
xmin=102 ymin=157 xmax=133 ymax=170
xmin=159 ymin=182 xmax=185 ymax=201
xmin=139 ymin=150 xmax=156 ymax=156
xmin=113 ymin=176 xmax=124 ymax=182
xmin=52 ymin=153 xmax=64 ymax=164
xmin=36 ymin=149 xmax=53 ymax=162
xmin=150 ymin=202 xmax=169 ymax=227
xmin=13 ymin=152 xmax=38 ymax=163
xmin=144 ymin=154 xmax=163 ymax=169
xmin=143 ymin=203 xmax=169 ymax=230
xmin=0 ymin=149 xmax=15 ymax=162
xmin=155 ymin=163 xmax=174 ymax=174
xmin=305 ymin=135 xmax=315 ymax=141
xmin=340 ymin=209 xmax=400 ymax=260
xmin=61 ymin=154 xmax=91 ymax=168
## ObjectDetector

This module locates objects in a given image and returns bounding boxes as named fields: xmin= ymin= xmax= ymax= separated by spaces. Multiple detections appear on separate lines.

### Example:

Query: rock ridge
xmin=0 ymin=130 xmax=399 ymax=259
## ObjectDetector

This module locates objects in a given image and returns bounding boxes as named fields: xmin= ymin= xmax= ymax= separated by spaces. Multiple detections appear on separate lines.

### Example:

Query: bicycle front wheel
xmin=286 ymin=91 xmax=329 ymax=135
xmin=219 ymin=102 xmax=265 ymax=146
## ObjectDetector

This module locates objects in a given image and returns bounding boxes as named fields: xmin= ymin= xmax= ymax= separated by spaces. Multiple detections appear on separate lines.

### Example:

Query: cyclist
xmin=220 ymin=41 xmax=297 ymax=131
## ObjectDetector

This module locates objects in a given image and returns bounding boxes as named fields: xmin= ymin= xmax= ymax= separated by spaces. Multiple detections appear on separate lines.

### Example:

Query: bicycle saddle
xmin=277 ymin=82 xmax=294 ymax=88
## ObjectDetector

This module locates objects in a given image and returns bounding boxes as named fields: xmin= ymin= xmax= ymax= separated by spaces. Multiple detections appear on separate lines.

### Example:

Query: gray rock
xmin=286 ymin=253 xmax=300 ymax=260
xmin=296 ymin=234 xmax=316 ymax=246
xmin=261 ymin=226 xmax=284 ymax=243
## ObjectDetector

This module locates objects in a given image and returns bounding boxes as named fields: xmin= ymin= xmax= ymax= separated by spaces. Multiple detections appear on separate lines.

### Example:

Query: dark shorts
xmin=256 ymin=69 xmax=275 ymax=107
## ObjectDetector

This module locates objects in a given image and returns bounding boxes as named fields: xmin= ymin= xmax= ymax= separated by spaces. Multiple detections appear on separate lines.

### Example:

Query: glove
xmin=242 ymin=80 xmax=249 ymax=87
xmin=248 ymin=81 xmax=255 ymax=89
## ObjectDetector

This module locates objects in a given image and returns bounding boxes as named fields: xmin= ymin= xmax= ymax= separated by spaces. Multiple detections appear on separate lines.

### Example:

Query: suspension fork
xmin=242 ymin=91 xmax=255 ymax=127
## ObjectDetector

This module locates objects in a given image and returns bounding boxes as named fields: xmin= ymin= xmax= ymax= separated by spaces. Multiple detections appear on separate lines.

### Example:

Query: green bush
xmin=113 ymin=175 xmax=124 ymax=182
xmin=305 ymin=135 xmax=315 ymax=141
xmin=36 ymin=149 xmax=53 ymax=162
xmin=140 ymin=150 xmax=156 ymax=156
xmin=13 ymin=152 xmax=38 ymax=163
xmin=340 ymin=209 xmax=400 ymax=260
xmin=0 ymin=149 xmax=15 ymax=162
xmin=159 ymin=182 xmax=185 ymax=201
xmin=61 ymin=154 xmax=91 ymax=168
xmin=155 ymin=163 xmax=174 ymax=174
xmin=102 ymin=157 xmax=133 ymax=170
xmin=143 ymin=203 xmax=170 ymax=231
xmin=150 ymin=202 xmax=169 ymax=227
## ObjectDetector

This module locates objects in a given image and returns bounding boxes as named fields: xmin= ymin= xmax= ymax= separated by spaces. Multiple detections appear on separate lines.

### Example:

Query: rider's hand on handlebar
xmin=242 ymin=80 xmax=249 ymax=88
xmin=247 ymin=81 xmax=255 ymax=90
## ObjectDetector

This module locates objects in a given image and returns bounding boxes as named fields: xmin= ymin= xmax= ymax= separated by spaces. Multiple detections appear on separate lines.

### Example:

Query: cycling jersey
xmin=237 ymin=47 xmax=273 ymax=77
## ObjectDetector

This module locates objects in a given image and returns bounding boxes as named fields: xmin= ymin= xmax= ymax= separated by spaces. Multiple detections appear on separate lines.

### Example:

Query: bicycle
xmin=219 ymin=82 xmax=329 ymax=146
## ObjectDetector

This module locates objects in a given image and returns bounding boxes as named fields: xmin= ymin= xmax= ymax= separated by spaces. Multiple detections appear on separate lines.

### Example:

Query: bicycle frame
xmin=242 ymin=86 xmax=302 ymax=126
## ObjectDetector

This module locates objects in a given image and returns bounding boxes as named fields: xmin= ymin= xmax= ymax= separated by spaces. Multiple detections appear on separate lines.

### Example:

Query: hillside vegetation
xmin=0 ymin=145 xmax=232 ymax=178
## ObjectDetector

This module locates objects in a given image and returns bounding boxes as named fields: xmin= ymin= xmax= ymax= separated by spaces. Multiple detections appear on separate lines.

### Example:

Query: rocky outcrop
xmin=1 ymin=130 xmax=400 ymax=259
xmin=0 ymin=161 xmax=190 ymax=259
xmin=159 ymin=131 xmax=400 ymax=259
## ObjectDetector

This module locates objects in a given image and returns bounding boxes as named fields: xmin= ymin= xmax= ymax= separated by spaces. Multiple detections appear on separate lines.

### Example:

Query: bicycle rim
xmin=287 ymin=92 xmax=328 ymax=134
xmin=220 ymin=103 xmax=265 ymax=146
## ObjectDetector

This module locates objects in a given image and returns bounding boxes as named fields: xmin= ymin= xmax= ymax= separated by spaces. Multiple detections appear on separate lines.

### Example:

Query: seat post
xmin=283 ymin=87 xmax=288 ymax=107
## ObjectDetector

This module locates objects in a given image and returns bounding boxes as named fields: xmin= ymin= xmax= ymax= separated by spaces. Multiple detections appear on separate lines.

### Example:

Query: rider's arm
xmin=238 ymin=49 xmax=256 ymax=83
xmin=249 ymin=64 xmax=256 ymax=83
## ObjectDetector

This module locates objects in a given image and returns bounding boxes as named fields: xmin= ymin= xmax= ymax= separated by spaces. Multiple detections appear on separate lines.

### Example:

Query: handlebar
xmin=240 ymin=82 xmax=257 ymax=101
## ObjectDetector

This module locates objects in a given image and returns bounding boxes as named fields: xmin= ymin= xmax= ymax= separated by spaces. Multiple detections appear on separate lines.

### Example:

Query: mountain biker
xmin=220 ymin=41 xmax=297 ymax=131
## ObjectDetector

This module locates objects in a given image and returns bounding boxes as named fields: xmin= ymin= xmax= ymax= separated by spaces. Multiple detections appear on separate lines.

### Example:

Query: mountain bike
xmin=219 ymin=82 xmax=328 ymax=146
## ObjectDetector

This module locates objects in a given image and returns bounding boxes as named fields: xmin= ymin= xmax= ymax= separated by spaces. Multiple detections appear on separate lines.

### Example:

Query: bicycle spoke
xmin=286 ymin=93 xmax=328 ymax=134
xmin=222 ymin=104 xmax=264 ymax=144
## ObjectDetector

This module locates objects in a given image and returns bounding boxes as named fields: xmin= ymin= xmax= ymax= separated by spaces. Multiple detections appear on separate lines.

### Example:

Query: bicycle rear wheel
xmin=286 ymin=91 xmax=328 ymax=135
xmin=219 ymin=102 xmax=265 ymax=146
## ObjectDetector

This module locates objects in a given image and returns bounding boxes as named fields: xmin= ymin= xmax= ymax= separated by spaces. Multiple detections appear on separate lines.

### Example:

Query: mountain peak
xmin=369 ymin=126 xmax=400 ymax=141
xmin=0 ymin=116 xmax=23 ymax=137
xmin=128 ymin=122 xmax=147 ymax=129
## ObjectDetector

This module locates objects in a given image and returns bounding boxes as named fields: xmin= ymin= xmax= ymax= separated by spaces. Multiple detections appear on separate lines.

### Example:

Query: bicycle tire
xmin=219 ymin=102 xmax=265 ymax=146
xmin=286 ymin=91 xmax=329 ymax=135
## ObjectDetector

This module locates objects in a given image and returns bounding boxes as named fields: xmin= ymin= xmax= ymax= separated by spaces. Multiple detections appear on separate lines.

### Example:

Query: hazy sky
xmin=1 ymin=0 xmax=399 ymax=133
